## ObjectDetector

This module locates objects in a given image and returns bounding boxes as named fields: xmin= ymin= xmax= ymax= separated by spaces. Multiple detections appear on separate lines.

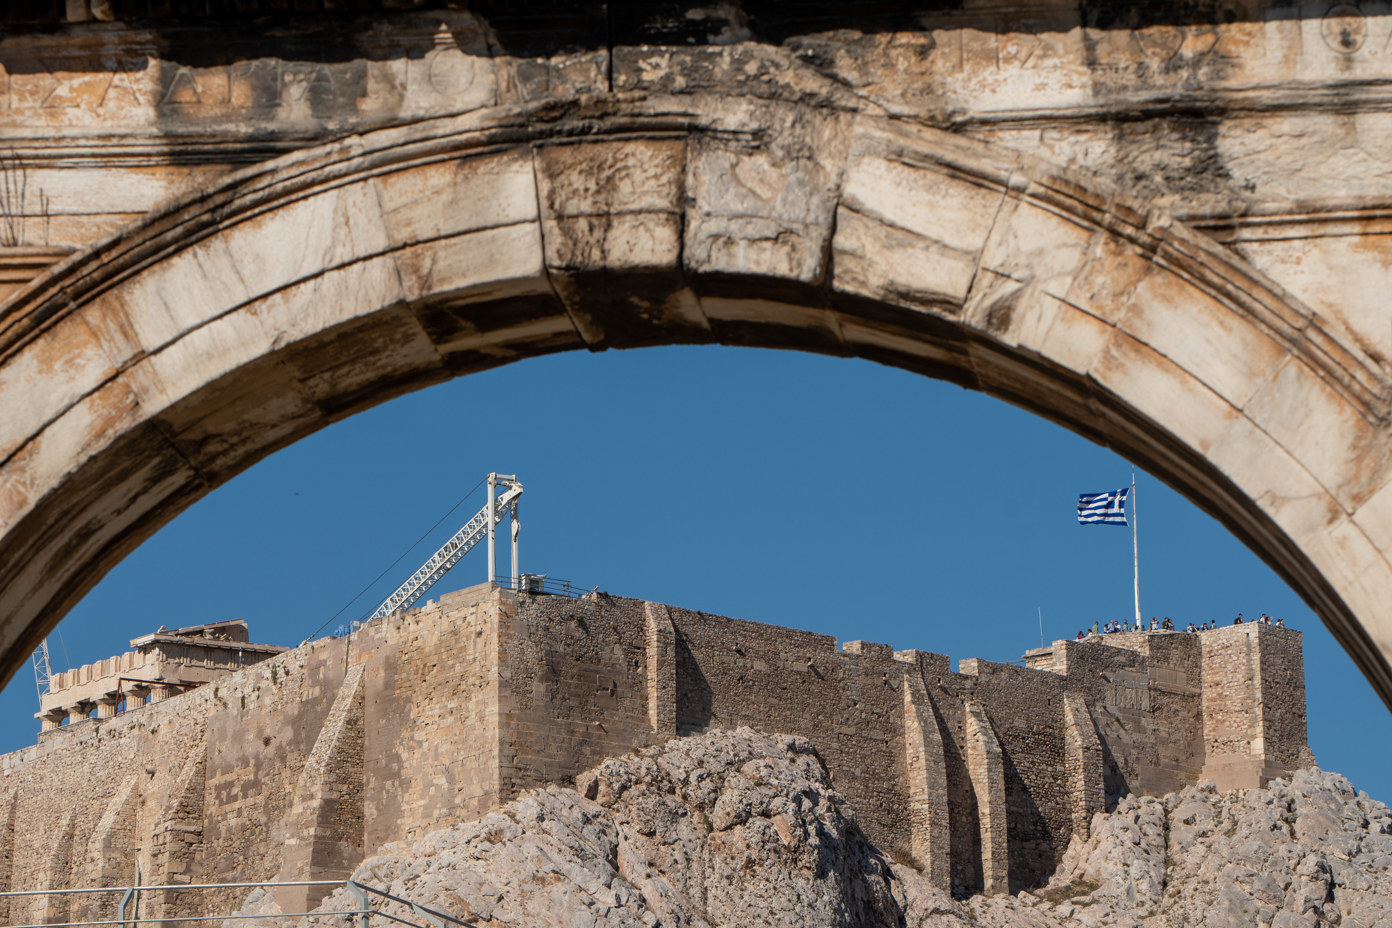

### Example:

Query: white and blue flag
xmin=1078 ymin=488 xmax=1129 ymax=526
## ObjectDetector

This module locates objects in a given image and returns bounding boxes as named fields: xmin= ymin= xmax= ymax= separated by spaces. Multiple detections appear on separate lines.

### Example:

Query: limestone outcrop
xmin=233 ymin=727 xmax=907 ymax=928
xmin=1014 ymin=767 xmax=1392 ymax=928
xmin=226 ymin=729 xmax=1392 ymax=928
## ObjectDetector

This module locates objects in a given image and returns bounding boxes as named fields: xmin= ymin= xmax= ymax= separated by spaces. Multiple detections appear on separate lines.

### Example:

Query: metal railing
xmin=335 ymin=575 xmax=590 ymax=637
xmin=0 ymin=878 xmax=473 ymax=928
xmin=503 ymin=574 xmax=587 ymax=598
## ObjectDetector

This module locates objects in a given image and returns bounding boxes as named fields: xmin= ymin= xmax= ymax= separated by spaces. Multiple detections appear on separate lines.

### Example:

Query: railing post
xmin=410 ymin=900 xmax=446 ymax=928
xmin=118 ymin=885 xmax=135 ymax=928
xmin=347 ymin=880 xmax=371 ymax=928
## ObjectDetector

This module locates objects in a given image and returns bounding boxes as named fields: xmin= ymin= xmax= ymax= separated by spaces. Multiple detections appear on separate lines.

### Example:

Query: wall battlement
xmin=0 ymin=586 xmax=1312 ymax=921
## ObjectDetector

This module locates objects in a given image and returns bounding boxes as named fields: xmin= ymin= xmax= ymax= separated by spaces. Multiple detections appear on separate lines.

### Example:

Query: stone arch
xmin=2 ymin=95 xmax=1390 ymax=705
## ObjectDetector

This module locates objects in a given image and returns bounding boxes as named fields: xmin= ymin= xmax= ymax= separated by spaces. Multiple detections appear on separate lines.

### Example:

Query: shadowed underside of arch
xmin=2 ymin=93 xmax=1391 ymax=705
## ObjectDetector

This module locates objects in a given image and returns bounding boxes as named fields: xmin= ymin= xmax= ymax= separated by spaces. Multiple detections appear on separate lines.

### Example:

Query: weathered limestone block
xmin=376 ymin=146 xmax=566 ymax=363
xmin=0 ymin=303 xmax=122 ymax=468
xmin=834 ymin=120 xmax=1008 ymax=313
xmin=961 ymin=195 xmax=1096 ymax=359
xmin=0 ymin=247 xmax=75 ymax=304
xmin=684 ymin=101 xmax=849 ymax=279
xmin=533 ymin=136 xmax=705 ymax=348
xmin=1206 ymin=418 xmax=1340 ymax=552
xmin=1244 ymin=358 xmax=1390 ymax=513
xmin=682 ymin=99 xmax=856 ymax=351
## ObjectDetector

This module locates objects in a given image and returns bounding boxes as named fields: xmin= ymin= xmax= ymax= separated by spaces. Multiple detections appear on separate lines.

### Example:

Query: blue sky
xmin=4 ymin=345 xmax=1389 ymax=802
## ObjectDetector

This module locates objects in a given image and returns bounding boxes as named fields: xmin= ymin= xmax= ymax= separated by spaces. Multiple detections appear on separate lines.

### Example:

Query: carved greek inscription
xmin=160 ymin=67 xmax=203 ymax=107
xmin=960 ymin=29 xmax=999 ymax=71
xmin=0 ymin=51 xmax=487 ymax=118
xmin=358 ymin=60 xmax=407 ymax=114
xmin=39 ymin=64 xmax=108 ymax=108
xmin=1178 ymin=27 xmax=1223 ymax=63
xmin=928 ymin=29 xmax=963 ymax=72
xmin=996 ymin=32 xmax=1066 ymax=69
xmin=279 ymin=65 xmax=335 ymax=107
xmin=228 ymin=59 xmax=281 ymax=110
xmin=425 ymin=47 xmax=476 ymax=95
xmin=1110 ymin=24 xmax=1233 ymax=69
xmin=10 ymin=68 xmax=61 ymax=111
xmin=0 ymin=58 xmax=146 ymax=109
xmin=940 ymin=21 xmax=1242 ymax=75
xmin=1134 ymin=26 xmax=1186 ymax=62
xmin=1324 ymin=4 xmax=1367 ymax=53
xmin=96 ymin=61 xmax=147 ymax=109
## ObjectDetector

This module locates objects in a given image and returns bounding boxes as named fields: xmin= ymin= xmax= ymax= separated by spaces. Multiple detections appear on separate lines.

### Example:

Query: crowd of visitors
xmin=1073 ymin=611 xmax=1286 ymax=640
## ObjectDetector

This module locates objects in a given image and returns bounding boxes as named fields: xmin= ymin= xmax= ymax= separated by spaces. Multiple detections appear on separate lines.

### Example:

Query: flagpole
xmin=1132 ymin=467 xmax=1141 ymax=629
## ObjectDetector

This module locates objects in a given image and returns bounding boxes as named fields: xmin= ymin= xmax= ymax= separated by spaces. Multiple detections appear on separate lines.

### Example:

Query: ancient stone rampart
xmin=0 ymin=584 xmax=1312 ymax=917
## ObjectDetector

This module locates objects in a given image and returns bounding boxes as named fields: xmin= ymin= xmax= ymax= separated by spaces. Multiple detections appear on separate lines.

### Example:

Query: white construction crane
xmin=366 ymin=473 xmax=522 ymax=621
xmin=31 ymin=638 xmax=52 ymax=701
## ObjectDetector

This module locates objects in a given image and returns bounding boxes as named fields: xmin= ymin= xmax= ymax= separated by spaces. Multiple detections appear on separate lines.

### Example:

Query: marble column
xmin=125 ymin=684 xmax=149 ymax=709
xmin=38 ymin=707 xmax=67 ymax=732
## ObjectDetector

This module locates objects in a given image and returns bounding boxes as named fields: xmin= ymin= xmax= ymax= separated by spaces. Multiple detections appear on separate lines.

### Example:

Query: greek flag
xmin=1078 ymin=488 xmax=1129 ymax=525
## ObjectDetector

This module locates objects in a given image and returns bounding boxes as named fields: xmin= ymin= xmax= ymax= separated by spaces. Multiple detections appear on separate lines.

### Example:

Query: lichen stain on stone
xmin=1107 ymin=114 xmax=1236 ymax=202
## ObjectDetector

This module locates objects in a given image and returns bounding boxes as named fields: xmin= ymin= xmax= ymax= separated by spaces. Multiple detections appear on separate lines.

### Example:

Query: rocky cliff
xmin=229 ymin=728 xmax=1392 ymax=928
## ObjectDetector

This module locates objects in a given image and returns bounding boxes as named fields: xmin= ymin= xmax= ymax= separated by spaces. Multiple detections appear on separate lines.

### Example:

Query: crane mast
xmin=31 ymin=639 xmax=52 ymax=702
xmin=367 ymin=473 xmax=522 ymax=621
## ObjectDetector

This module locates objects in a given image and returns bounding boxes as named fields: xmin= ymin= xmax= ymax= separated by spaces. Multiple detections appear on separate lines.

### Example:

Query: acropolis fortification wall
xmin=0 ymin=584 xmax=1312 ymax=922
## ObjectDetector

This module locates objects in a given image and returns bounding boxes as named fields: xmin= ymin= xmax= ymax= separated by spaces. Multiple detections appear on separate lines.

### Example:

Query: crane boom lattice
xmin=31 ymin=639 xmax=52 ymax=701
xmin=367 ymin=474 xmax=522 ymax=621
